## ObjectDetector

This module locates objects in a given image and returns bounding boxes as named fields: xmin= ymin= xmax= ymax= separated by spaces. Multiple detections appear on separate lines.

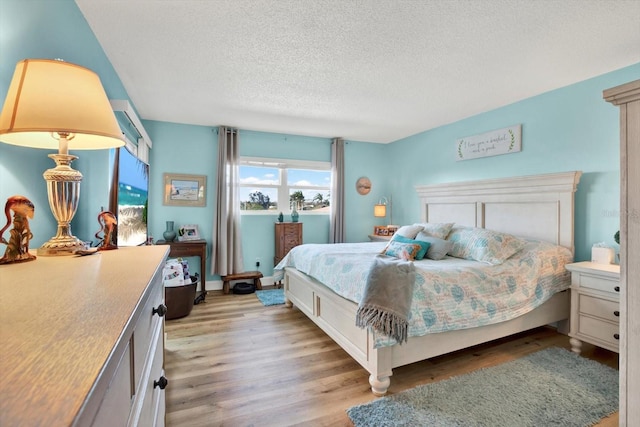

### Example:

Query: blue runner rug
xmin=347 ymin=347 xmax=618 ymax=427
xmin=256 ymin=288 xmax=285 ymax=306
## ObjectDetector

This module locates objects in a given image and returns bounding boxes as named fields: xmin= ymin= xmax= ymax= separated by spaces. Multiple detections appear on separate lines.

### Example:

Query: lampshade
xmin=374 ymin=196 xmax=393 ymax=225
xmin=0 ymin=59 xmax=124 ymax=257
xmin=0 ymin=59 xmax=124 ymax=151
xmin=373 ymin=204 xmax=387 ymax=217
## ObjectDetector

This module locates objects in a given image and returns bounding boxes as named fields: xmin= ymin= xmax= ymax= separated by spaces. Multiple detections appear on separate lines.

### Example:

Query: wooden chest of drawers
xmin=274 ymin=222 xmax=303 ymax=265
xmin=566 ymin=261 xmax=621 ymax=354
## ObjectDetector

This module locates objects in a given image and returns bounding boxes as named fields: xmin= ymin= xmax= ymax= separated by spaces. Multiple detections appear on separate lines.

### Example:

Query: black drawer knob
xmin=154 ymin=376 xmax=168 ymax=390
xmin=153 ymin=304 xmax=167 ymax=317
xmin=614 ymin=286 xmax=620 ymax=292
xmin=614 ymin=333 xmax=620 ymax=340
xmin=614 ymin=310 xmax=620 ymax=317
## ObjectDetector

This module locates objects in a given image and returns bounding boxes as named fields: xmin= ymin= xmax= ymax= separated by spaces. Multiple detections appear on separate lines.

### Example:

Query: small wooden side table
xmin=221 ymin=271 xmax=263 ymax=294
xmin=368 ymin=234 xmax=392 ymax=242
xmin=156 ymin=239 xmax=207 ymax=304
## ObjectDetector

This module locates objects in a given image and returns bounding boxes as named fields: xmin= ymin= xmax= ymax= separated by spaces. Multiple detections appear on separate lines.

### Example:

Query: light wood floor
xmin=165 ymin=289 xmax=619 ymax=427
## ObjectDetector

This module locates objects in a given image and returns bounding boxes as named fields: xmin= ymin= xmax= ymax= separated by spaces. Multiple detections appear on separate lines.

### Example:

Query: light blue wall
xmin=1 ymin=0 xmax=636 ymax=276
xmin=144 ymin=123 xmax=388 ymax=278
xmin=385 ymin=63 xmax=640 ymax=261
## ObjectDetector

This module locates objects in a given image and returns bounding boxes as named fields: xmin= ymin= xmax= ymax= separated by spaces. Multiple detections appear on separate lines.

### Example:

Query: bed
xmin=276 ymin=171 xmax=582 ymax=395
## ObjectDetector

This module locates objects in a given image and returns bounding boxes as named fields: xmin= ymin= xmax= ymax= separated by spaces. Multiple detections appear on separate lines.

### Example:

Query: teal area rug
xmin=256 ymin=289 xmax=285 ymax=306
xmin=347 ymin=347 xmax=618 ymax=427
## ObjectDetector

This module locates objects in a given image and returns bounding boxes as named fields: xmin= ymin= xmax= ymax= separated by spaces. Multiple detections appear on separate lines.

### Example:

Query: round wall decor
xmin=356 ymin=177 xmax=372 ymax=195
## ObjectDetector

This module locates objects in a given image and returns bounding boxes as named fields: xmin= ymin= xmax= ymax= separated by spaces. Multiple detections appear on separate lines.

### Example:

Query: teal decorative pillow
xmin=382 ymin=241 xmax=422 ymax=260
xmin=414 ymin=232 xmax=453 ymax=260
xmin=412 ymin=222 xmax=454 ymax=239
xmin=447 ymin=226 xmax=527 ymax=265
xmin=392 ymin=234 xmax=431 ymax=260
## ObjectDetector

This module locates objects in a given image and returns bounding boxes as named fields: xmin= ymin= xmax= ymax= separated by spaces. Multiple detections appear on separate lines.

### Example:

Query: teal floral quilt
xmin=274 ymin=240 xmax=572 ymax=347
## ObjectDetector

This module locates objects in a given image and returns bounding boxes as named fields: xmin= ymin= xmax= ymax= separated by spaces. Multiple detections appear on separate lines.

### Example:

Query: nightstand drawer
xmin=566 ymin=261 xmax=620 ymax=354
xmin=578 ymin=315 xmax=620 ymax=348
xmin=578 ymin=274 xmax=619 ymax=294
xmin=579 ymin=294 xmax=620 ymax=323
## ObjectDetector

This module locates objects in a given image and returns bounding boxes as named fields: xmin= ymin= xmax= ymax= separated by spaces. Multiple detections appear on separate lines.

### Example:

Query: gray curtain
xmin=211 ymin=126 xmax=244 ymax=275
xmin=329 ymin=137 xmax=345 ymax=243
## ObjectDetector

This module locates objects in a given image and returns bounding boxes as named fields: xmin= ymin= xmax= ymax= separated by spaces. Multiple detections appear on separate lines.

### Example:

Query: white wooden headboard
xmin=415 ymin=171 xmax=582 ymax=253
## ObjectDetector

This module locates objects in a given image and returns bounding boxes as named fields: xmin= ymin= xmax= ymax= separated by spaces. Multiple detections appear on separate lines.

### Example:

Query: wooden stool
xmin=221 ymin=271 xmax=263 ymax=294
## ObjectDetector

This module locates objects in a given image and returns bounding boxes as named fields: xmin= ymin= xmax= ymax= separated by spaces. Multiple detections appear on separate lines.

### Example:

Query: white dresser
xmin=0 ymin=245 xmax=169 ymax=426
xmin=566 ymin=261 xmax=621 ymax=354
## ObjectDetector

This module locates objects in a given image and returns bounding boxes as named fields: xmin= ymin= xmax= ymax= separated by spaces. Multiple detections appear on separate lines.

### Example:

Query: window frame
xmin=239 ymin=156 xmax=331 ymax=215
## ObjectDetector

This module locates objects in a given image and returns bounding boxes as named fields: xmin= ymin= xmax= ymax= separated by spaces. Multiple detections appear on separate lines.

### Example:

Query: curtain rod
xmin=213 ymin=128 xmax=238 ymax=134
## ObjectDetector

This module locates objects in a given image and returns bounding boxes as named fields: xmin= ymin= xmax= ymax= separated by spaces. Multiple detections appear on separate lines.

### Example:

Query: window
xmin=109 ymin=146 xmax=149 ymax=246
xmin=239 ymin=157 xmax=331 ymax=214
xmin=109 ymin=100 xmax=152 ymax=246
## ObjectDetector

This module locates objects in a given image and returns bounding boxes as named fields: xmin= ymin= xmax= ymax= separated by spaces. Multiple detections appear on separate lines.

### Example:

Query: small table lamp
xmin=374 ymin=196 xmax=393 ymax=225
xmin=0 ymin=59 xmax=125 ymax=256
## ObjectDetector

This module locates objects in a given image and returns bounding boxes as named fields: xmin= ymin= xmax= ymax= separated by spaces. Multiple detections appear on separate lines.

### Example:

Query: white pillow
xmin=412 ymin=222 xmax=454 ymax=240
xmin=414 ymin=232 xmax=454 ymax=260
xmin=394 ymin=225 xmax=424 ymax=239
xmin=447 ymin=226 xmax=527 ymax=265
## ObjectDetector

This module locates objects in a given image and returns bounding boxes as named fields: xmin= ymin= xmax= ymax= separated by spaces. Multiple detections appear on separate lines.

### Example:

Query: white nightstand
xmin=565 ymin=261 xmax=620 ymax=354
xmin=368 ymin=234 xmax=392 ymax=242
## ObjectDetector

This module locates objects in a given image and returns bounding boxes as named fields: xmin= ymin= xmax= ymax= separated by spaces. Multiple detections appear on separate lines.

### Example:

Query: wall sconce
xmin=374 ymin=196 xmax=392 ymax=225
xmin=0 ymin=59 xmax=125 ymax=256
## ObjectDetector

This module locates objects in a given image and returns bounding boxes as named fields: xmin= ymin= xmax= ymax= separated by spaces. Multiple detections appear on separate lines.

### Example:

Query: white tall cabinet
xmin=604 ymin=79 xmax=640 ymax=426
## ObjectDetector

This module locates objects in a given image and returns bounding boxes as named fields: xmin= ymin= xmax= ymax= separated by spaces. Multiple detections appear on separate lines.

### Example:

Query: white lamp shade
xmin=374 ymin=204 xmax=386 ymax=217
xmin=0 ymin=59 xmax=124 ymax=150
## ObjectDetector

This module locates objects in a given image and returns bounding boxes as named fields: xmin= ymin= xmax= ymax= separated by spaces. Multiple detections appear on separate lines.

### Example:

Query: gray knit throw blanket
xmin=355 ymin=254 xmax=415 ymax=344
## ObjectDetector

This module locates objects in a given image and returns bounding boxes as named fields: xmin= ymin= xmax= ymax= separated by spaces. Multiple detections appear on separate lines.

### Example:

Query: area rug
xmin=255 ymin=289 xmax=285 ymax=306
xmin=347 ymin=347 xmax=618 ymax=427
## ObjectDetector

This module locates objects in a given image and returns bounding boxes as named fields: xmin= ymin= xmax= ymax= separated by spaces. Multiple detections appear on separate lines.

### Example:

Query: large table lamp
xmin=0 ymin=59 xmax=125 ymax=256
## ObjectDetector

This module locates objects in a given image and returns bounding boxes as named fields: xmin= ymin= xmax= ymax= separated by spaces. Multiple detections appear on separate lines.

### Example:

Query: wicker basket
xmin=165 ymin=275 xmax=197 ymax=320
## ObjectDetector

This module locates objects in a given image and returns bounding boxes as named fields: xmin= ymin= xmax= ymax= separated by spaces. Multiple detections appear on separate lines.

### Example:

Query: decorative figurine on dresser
xmin=0 ymin=195 xmax=36 ymax=264
xmin=95 ymin=210 xmax=118 ymax=251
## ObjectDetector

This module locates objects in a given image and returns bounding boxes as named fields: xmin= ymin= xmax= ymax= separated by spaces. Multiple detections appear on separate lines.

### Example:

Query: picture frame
xmin=373 ymin=225 xmax=389 ymax=236
xmin=163 ymin=173 xmax=206 ymax=207
xmin=178 ymin=224 xmax=201 ymax=241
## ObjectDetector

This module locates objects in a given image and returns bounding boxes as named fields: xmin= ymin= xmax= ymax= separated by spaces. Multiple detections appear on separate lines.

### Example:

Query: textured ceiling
xmin=75 ymin=0 xmax=640 ymax=143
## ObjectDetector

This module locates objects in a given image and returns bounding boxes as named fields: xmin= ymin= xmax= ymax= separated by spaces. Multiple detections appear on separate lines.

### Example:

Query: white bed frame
xmin=283 ymin=171 xmax=582 ymax=395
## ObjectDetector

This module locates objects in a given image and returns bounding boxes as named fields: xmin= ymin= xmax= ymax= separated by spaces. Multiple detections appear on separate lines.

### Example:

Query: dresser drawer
xmin=134 ymin=325 xmax=166 ymax=427
xmin=92 ymin=341 xmax=133 ymax=427
xmin=134 ymin=274 xmax=164 ymax=392
xmin=578 ymin=274 xmax=620 ymax=294
xmin=578 ymin=315 xmax=620 ymax=348
xmin=579 ymin=294 xmax=620 ymax=323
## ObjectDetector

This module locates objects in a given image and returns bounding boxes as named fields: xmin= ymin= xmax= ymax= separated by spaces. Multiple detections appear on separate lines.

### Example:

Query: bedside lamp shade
xmin=373 ymin=196 xmax=393 ymax=225
xmin=0 ymin=59 xmax=125 ymax=256
xmin=0 ymin=59 xmax=124 ymax=151
xmin=373 ymin=203 xmax=386 ymax=217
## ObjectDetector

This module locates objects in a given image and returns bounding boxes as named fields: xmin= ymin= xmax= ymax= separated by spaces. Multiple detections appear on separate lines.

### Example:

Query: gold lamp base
xmin=37 ymin=153 xmax=86 ymax=256
xmin=38 ymin=236 xmax=86 ymax=256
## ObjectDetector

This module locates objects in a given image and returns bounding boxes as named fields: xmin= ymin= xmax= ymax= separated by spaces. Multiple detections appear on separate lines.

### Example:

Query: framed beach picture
xmin=373 ymin=225 xmax=389 ymax=236
xmin=163 ymin=173 xmax=207 ymax=207
xmin=178 ymin=224 xmax=201 ymax=241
